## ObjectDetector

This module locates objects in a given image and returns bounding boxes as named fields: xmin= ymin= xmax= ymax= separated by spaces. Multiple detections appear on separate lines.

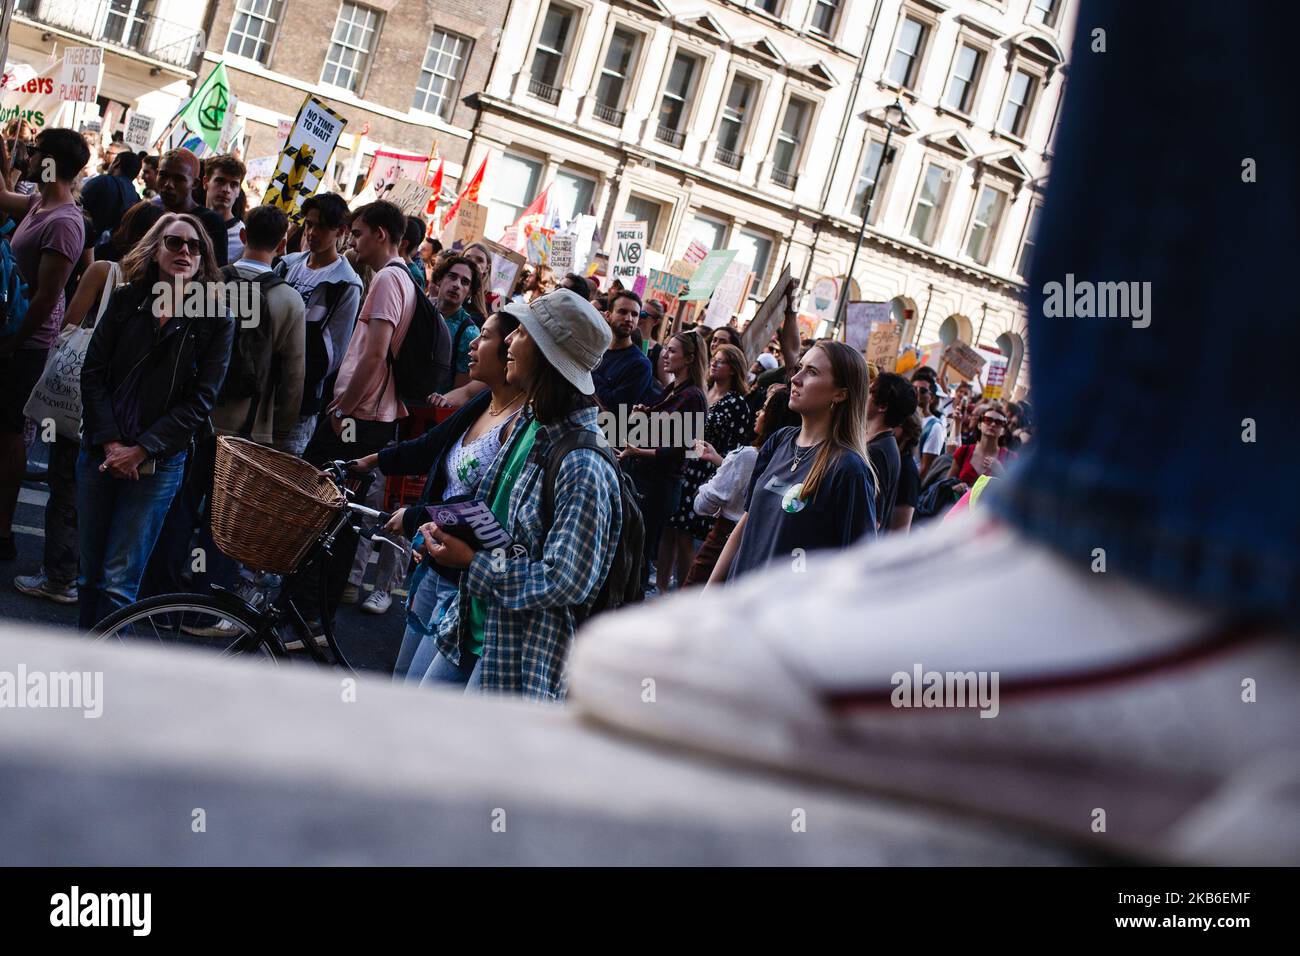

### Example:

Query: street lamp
xmin=833 ymin=98 xmax=905 ymax=340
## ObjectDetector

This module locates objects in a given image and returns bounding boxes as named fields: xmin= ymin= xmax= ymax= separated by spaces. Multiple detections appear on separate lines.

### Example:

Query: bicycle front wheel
xmin=90 ymin=592 xmax=275 ymax=662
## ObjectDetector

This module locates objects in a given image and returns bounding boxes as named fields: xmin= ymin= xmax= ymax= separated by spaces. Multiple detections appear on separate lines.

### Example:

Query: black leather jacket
xmin=80 ymin=279 xmax=235 ymax=460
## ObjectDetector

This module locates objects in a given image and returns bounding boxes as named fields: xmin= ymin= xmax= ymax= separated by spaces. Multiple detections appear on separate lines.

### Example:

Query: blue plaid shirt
xmin=437 ymin=405 xmax=621 ymax=700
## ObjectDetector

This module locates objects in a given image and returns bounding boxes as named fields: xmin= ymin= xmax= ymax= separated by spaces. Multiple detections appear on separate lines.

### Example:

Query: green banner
xmin=177 ymin=61 xmax=231 ymax=152
xmin=681 ymin=249 xmax=737 ymax=301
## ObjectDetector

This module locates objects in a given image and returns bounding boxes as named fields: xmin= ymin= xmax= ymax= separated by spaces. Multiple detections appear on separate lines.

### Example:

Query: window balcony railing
xmin=714 ymin=145 xmax=741 ymax=169
xmin=593 ymin=102 xmax=625 ymax=126
xmin=16 ymin=0 xmax=204 ymax=70
xmin=528 ymin=76 xmax=561 ymax=105
xmin=771 ymin=167 xmax=798 ymax=189
xmin=655 ymin=124 xmax=686 ymax=148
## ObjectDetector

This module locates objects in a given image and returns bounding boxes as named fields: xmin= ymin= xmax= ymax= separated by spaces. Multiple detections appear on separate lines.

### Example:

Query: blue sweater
xmin=592 ymin=344 xmax=654 ymax=414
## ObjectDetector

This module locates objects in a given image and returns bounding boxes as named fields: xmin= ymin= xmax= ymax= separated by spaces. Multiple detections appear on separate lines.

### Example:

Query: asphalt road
xmin=2 ymin=480 xmax=407 ymax=674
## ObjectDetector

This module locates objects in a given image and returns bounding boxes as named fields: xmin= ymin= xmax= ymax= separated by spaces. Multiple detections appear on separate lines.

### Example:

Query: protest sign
xmin=644 ymin=269 xmax=690 ymax=315
xmin=568 ymin=214 xmax=597 ymax=275
xmin=611 ymin=221 xmax=647 ymax=282
xmin=525 ymin=229 xmax=552 ymax=265
xmin=810 ymin=276 xmax=841 ymax=325
xmin=384 ymin=177 xmax=434 ymax=217
xmin=124 ymin=112 xmax=154 ymax=150
xmin=262 ymin=95 xmax=347 ymax=223
xmin=866 ymin=322 xmax=903 ymax=372
xmin=702 ymin=261 xmax=751 ymax=329
xmin=244 ymin=155 xmax=277 ymax=180
xmin=58 ymin=47 xmax=103 ymax=103
xmin=480 ymin=238 xmax=525 ymax=303
xmin=683 ymin=250 xmax=739 ymax=302
xmin=276 ymin=117 xmax=292 ymax=148
xmin=1 ymin=61 xmax=61 ymax=132
xmin=983 ymin=354 xmax=1009 ymax=399
xmin=550 ymin=234 xmax=575 ymax=274
xmin=442 ymin=198 xmax=487 ymax=249
xmin=739 ymin=265 xmax=794 ymax=364
xmin=845 ymin=301 xmax=891 ymax=353
xmin=942 ymin=340 xmax=987 ymax=380
xmin=683 ymin=239 xmax=710 ymax=265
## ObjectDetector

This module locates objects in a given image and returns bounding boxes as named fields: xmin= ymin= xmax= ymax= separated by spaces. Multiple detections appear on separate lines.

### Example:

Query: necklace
xmin=790 ymin=440 xmax=821 ymax=473
xmin=489 ymin=392 xmax=525 ymax=416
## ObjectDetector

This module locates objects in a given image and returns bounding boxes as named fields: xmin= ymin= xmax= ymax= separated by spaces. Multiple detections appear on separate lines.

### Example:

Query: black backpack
xmin=385 ymin=263 xmax=451 ymax=404
xmin=541 ymin=430 xmax=645 ymax=620
xmin=217 ymin=265 xmax=282 ymax=407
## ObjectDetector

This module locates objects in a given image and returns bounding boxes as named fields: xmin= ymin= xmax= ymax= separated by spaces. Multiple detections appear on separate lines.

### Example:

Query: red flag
xmin=510 ymin=184 xmax=551 ymax=251
xmin=441 ymin=155 xmax=487 ymax=230
xmin=425 ymin=159 xmax=444 ymax=215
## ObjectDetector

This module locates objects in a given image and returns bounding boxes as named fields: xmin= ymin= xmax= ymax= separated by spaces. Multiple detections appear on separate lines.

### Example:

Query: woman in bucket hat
xmin=417 ymin=289 xmax=622 ymax=700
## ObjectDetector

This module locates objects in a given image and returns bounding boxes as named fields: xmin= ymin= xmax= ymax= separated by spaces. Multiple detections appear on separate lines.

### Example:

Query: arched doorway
xmin=996 ymin=330 xmax=1026 ymax=392
xmin=939 ymin=314 xmax=973 ymax=346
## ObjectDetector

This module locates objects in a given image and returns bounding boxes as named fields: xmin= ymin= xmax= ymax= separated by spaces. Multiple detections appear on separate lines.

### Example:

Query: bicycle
xmin=90 ymin=460 xmax=403 ymax=671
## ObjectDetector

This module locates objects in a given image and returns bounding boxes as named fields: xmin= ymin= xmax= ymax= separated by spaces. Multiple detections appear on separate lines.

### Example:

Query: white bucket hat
xmin=503 ymin=289 xmax=612 ymax=395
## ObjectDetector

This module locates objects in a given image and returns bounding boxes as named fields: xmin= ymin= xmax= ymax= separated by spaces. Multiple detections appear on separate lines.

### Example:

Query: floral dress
xmin=669 ymin=390 xmax=752 ymax=540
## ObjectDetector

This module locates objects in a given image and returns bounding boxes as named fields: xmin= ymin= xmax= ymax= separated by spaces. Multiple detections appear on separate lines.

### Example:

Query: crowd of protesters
xmin=0 ymin=123 xmax=1031 ymax=701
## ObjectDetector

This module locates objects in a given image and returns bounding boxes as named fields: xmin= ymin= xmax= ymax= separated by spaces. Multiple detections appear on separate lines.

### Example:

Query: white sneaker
xmin=361 ymin=589 xmax=392 ymax=615
xmin=179 ymin=617 xmax=245 ymax=640
xmin=569 ymin=513 xmax=1300 ymax=865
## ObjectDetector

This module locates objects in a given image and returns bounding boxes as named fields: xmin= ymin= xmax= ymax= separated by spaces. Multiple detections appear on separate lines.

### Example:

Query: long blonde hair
xmin=800 ymin=341 xmax=875 ymax=503
xmin=671 ymin=330 xmax=708 ymax=391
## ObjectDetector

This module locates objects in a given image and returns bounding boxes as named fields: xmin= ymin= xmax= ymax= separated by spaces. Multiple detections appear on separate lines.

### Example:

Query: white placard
xmin=124 ymin=112 xmax=154 ymax=151
xmin=550 ymin=234 xmax=575 ymax=274
xmin=58 ymin=47 xmax=103 ymax=103
xmin=611 ymin=220 xmax=646 ymax=282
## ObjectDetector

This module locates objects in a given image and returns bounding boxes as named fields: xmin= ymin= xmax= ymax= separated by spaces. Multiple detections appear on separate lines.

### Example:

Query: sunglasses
xmin=162 ymin=235 xmax=203 ymax=255
xmin=982 ymin=416 xmax=1007 ymax=425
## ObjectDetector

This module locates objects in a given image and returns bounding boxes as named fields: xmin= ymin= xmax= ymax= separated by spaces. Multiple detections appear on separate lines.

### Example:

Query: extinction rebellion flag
xmin=177 ymin=61 xmax=232 ymax=152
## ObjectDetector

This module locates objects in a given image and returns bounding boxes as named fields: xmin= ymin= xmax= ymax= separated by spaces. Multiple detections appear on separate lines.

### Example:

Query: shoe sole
xmin=14 ymin=581 xmax=77 ymax=604
xmin=571 ymin=623 xmax=1297 ymax=865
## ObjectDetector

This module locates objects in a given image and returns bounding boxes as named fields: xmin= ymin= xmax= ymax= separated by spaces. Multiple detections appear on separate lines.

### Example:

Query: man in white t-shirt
xmin=913 ymin=376 xmax=947 ymax=480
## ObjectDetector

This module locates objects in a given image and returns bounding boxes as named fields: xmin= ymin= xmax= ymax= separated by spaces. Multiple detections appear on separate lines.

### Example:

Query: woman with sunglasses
xmin=77 ymin=214 xmax=234 ymax=630
xmin=947 ymin=402 xmax=1013 ymax=497
xmin=665 ymin=343 xmax=752 ymax=585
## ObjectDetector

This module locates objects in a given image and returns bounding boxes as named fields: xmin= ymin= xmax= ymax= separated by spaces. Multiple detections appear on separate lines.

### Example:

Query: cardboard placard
xmin=866 ymin=321 xmax=903 ymax=372
xmin=683 ymin=250 xmax=739 ymax=302
xmin=480 ymin=238 xmax=525 ymax=302
xmin=683 ymin=239 xmax=710 ymax=265
xmin=738 ymin=264 xmax=794 ymax=364
xmin=383 ymin=177 xmax=434 ymax=217
xmin=644 ymin=269 xmax=690 ymax=316
xmin=845 ymin=300 xmax=891 ymax=353
xmin=942 ymin=340 xmax=987 ymax=380
xmin=983 ymin=354 xmax=1008 ymax=399
xmin=610 ymin=221 xmax=647 ymax=281
xmin=442 ymin=198 xmax=487 ymax=249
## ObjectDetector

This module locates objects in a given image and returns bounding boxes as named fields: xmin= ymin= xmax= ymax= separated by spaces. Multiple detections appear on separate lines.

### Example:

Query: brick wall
xmin=207 ymin=0 xmax=508 ymax=170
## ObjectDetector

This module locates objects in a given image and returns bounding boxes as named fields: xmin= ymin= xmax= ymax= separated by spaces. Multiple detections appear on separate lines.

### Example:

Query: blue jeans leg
xmin=77 ymin=448 xmax=186 ymax=630
xmin=419 ymin=648 xmax=479 ymax=690
xmin=394 ymin=566 xmax=459 ymax=682
xmin=989 ymin=0 xmax=1298 ymax=620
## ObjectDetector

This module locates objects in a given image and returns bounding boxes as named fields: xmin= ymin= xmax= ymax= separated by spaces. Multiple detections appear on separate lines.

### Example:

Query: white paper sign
xmin=611 ymin=220 xmax=647 ymax=282
xmin=58 ymin=47 xmax=103 ymax=103
xmin=124 ymin=113 xmax=154 ymax=151
xmin=550 ymin=234 xmax=575 ymax=274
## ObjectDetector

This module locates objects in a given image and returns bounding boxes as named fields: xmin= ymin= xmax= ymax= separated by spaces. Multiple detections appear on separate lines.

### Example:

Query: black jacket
xmin=81 ymin=278 xmax=236 ymax=460
xmin=376 ymin=389 xmax=491 ymax=541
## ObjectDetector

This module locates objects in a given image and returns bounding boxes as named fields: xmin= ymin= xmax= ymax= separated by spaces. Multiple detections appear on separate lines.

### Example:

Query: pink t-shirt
xmin=332 ymin=260 xmax=415 ymax=422
xmin=10 ymin=192 xmax=85 ymax=351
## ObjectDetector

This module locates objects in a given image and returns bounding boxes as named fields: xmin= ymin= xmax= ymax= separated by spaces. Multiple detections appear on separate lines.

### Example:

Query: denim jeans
xmin=42 ymin=436 xmax=80 ymax=587
xmin=989 ymin=0 xmax=1296 ymax=621
xmin=632 ymin=471 xmax=682 ymax=577
xmin=76 ymin=446 xmax=187 ymax=630
xmin=420 ymin=647 xmax=482 ymax=691
xmin=394 ymin=562 xmax=460 ymax=682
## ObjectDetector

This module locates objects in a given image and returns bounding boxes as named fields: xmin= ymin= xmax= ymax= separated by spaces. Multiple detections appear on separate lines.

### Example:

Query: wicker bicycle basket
xmin=209 ymin=436 xmax=346 ymax=574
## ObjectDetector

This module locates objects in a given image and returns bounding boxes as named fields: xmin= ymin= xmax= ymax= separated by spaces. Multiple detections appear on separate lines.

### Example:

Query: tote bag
xmin=24 ymin=262 xmax=120 ymax=441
